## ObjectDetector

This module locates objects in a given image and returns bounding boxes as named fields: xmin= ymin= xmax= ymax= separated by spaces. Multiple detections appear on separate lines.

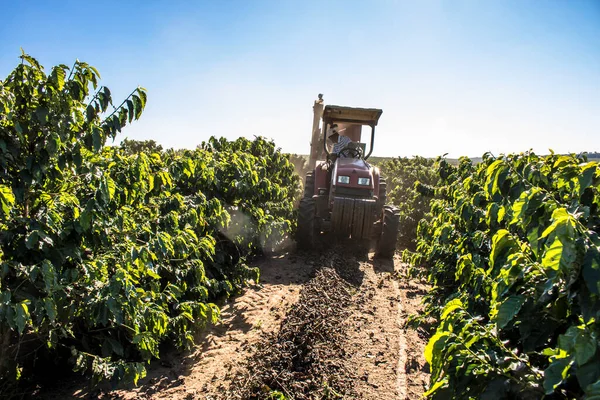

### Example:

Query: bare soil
xmin=38 ymin=249 xmax=430 ymax=399
xmin=396 ymin=268 xmax=432 ymax=399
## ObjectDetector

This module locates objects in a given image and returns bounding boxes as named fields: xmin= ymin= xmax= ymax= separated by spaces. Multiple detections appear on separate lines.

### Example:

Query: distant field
xmin=292 ymin=154 xmax=600 ymax=166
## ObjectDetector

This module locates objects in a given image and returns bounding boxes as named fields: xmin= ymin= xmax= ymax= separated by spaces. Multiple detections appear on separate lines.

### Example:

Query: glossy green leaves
xmin=377 ymin=156 xmax=439 ymax=249
xmin=406 ymin=151 xmax=600 ymax=399
xmin=0 ymin=54 xmax=298 ymax=390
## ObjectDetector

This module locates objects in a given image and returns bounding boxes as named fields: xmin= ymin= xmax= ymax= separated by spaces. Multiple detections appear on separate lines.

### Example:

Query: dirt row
xmin=40 ymin=249 xmax=430 ymax=399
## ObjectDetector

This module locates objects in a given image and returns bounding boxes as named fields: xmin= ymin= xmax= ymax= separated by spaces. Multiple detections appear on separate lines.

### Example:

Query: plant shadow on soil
xmin=36 ymin=250 xmax=317 ymax=400
xmin=35 ymin=240 xmax=386 ymax=400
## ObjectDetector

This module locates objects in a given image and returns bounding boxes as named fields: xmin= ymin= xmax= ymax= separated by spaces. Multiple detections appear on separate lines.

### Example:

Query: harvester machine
xmin=297 ymin=95 xmax=399 ymax=257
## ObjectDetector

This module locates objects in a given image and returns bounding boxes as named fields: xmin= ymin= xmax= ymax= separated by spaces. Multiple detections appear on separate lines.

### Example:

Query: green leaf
xmin=542 ymin=237 xmax=563 ymax=271
xmin=510 ymin=195 xmax=527 ymax=226
xmin=541 ymin=208 xmax=574 ymax=239
xmin=577 ymin=359 xmax=600 ymax=390
xmin=98 ymin=92 xmax=108 ymax=111
xmin=35 ymin=106 xmax=49 ymax=125
xmin=496 ymin=295 xmax=525 ymax=329
xmin=92 ymin=127 xmax=102 ymax=152
xmin=20 ymin=50 xmax=42 ymax=68
xmin=486 ymin=202 xmax=499 ymax=227
xmin=423 ymin=378 xmax=448 ymax=397
xmin=575 ymin=331 xmax=597 ymax=366
xmin=25 ymin=231 xmax=39 ymax=249
xmin=108 ymin=338 xmax=124 ymax=357
xmin=510 ymin=188 xmax=544 ymax=227
xmin=79 ymin=201 xmax=94 ymax=231
xmin=489 ymin=230 xmax=519 ymax=271
xmin=102 ymin=86 xmax=112 ymax=108
xmin=41 ymin=260 xmax=57 ymax=292
xmin=46 ymin=133 xmax=60 ymax=155
xmin=15 ymin=302 xmax=30 ymax=334
xmin=112 ymin=114 xmax=122 ymax=133
xmin=73 ymin=145 xmax=83 ymax=167
xmin=0 ymin=185 xmax=15 ymax=218
xmin=44 ymin=297 xmax=57 ymax=322
xmin=542 ymin=236 xmax=576 ymax=272
xmin=579 ymin=163 xmax=597 ymax=196
xmin=544 ymin=357 xmax=573 ymax=394
xmin=0 ymin=291 xmax=11 ymax=306
xmin=425 ymin=331 xmax=450 ymax=365
xmin=50 ymin=66 xmax=66 ymax=90
xmin=104 ymin=177 xmax=116 ymax=201
xmin=145 ymin=267 xmax=160 ymax=280
xmin=89 ymin=65 xmax=101 ymax=79
xmin=127 ymin=100 xmax=135 ymax=123
xmin=583 ymin=249 xmax=600 ymax=295
xmin=488 ymin=160 xmax=509 ymax=198
xmin=441 ymin=298 xmax=463 ymax=320
xmin=585 ymin=380 xmax=600 ymax=399
xmin=497 ymin=206 xmax=506 ymax=223
xmin=132 ymin=95 xmax=143 ymax=119
xmin=137 ymin=88 xmax=147 ymax=109
xmin=14 ymin=121 xmax=23 ymax=136
xmin=558 ymin=326 xmax=578 ymax=353
xmin=481 ymin=378 xmax=510 ymax=400
xmin=527 ymin=225 xmax=542 ymax=258
xmin=86 ymin=104 xmax=95 ymax=122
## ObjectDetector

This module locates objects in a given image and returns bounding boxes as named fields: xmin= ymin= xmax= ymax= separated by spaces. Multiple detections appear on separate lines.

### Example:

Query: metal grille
xmin=334 ymin=186 xmax=373 ymax=198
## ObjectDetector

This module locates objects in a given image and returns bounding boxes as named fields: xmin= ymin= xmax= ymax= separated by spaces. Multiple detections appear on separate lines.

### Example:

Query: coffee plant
xmin=377 ymin=156 xmax=438 ymax=249
xmin=404 ymin=152 xmax=600 ymax=398
xmin=0 ymin=53 xmax=298 ymax=393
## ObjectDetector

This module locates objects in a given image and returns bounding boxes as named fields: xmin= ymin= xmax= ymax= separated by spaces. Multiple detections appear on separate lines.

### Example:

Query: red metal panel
xmin=335 ymin=158 xmax=374 ymax=190
xmin=313 ymin=161 xmax=329 ymax=196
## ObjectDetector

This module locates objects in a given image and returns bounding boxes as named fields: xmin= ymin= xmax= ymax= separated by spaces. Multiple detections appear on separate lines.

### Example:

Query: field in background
xmin=291 ymin=153 xmax=600 ymax=168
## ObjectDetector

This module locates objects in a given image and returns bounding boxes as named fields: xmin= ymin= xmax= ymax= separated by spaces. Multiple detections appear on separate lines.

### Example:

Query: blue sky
xmin=1 ymin=0 xmax=599 ymax=157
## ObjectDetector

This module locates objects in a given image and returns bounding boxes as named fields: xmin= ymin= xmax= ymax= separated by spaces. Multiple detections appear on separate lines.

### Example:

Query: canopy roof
xmin=322 ymin=105 xmax=383 ymax=126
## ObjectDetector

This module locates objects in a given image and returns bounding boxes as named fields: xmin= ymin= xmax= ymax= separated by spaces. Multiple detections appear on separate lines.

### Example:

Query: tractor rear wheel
xmin=375 ymin=205 xmax=400 ymax=258
xmin=296 ymin=197 xmax=316 ymax=250
xmin=303 ymin=172 xmax=315 ymax=198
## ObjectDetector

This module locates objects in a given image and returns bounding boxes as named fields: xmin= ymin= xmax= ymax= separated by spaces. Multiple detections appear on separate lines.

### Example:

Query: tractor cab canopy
xmin=322 ymin=105 xmax=383 ymax=160
xmin=322 ymin=105 xmax=383 ymax=127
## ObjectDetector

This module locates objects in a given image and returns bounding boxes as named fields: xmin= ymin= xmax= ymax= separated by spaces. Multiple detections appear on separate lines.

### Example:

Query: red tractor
xmin=297 ymin=98 xmax=399 ymax=257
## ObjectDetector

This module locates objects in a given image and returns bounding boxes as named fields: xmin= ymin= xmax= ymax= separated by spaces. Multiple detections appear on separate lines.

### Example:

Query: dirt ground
xmin=39 ymin=249 xmax=430 ymax=399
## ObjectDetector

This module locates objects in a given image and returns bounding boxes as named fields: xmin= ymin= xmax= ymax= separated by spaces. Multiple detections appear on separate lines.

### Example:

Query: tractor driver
xmin=327 ymin=124 xmax=353 ymax=159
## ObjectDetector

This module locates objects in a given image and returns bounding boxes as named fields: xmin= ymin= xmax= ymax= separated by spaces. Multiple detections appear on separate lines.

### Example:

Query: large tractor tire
xmin=296 ymin=197 xmax=316 ymax=250
xmin=375 ymin=205 xmax=400 ymax=258
xmin=303 ymin=171 xmax=315 ymax=198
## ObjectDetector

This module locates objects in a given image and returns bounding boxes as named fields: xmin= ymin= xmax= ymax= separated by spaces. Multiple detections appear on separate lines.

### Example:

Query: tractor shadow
xmin=371 ymin=256 xmax=395 ymax=274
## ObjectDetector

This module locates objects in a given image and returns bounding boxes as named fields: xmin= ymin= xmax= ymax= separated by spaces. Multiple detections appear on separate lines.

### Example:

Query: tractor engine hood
xmin=333 ymin=158 xmax=374 ymax=189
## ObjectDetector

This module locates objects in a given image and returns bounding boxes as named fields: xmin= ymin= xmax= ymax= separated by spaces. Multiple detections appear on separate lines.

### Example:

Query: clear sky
xmin=1 ymin=0 xmax=599 ymax=157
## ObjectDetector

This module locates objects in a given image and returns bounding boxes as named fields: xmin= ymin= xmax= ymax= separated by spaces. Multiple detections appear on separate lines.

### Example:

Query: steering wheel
xmin=339 ymin=146 xmax=363 ymax=159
